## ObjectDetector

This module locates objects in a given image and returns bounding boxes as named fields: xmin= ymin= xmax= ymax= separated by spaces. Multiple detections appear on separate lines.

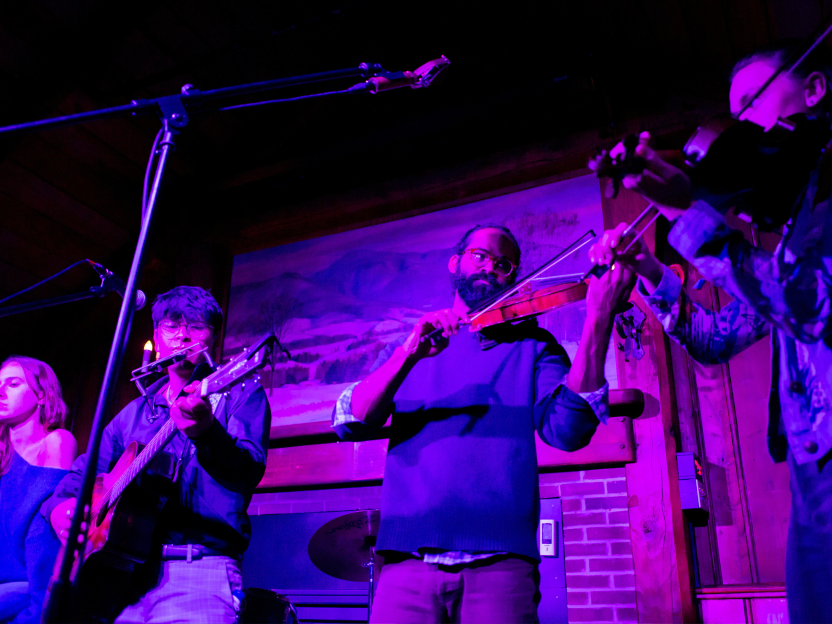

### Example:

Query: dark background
xmin=0 ymin=0 xmax=827 ymax=448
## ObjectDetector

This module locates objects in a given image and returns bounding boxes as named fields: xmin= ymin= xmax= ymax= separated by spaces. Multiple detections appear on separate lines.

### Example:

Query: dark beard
xmin=452 ymin=270 xmax=504 ymax=308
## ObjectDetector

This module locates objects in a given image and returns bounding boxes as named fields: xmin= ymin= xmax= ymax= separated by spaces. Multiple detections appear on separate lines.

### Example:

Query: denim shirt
xmin=41 ymin=372 xmax=271 ymax=557
xmin=638 ymin=168 xmax=832 ymax=465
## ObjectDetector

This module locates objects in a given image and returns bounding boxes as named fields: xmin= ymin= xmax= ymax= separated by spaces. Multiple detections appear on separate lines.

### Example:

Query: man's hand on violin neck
xmin=585 ymin=260 xmax=637 ymax=324
xmin=611 ymin=132 xmax=692 ymax=220
xmin=588 ymin=223 xmax=664 ymax=287
xmin=402 ymin=308 xmax=470 ymax=361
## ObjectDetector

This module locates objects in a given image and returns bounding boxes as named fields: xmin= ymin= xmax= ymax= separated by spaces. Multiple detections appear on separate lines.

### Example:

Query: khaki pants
xmin=370 ymin=556 xmax=540 ymax=624
xmin=115 ymin=556 xmax=242 ymax=624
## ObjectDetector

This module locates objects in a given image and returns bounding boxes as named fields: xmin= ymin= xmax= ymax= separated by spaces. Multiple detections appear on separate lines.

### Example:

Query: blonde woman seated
xmin=0 ymin=356 xmax=76 ymax=624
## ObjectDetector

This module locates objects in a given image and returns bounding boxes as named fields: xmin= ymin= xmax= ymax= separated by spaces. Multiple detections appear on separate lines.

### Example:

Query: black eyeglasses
xmin=157 ymin=320 xmax=213 ymax=337
xmin=462 ymin=248 xmax=516 ymax=277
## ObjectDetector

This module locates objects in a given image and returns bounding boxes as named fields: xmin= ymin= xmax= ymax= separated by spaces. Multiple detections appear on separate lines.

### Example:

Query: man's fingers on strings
xmin=609 ymin=141 xmax=626 ymax=160
xmin=633 ymin=169 xmax=675 ymax=204
xmin=622 ymin=173 xmax=642 ymax=191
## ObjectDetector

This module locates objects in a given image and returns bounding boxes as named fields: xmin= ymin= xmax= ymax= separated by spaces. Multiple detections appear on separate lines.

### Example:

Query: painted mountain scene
xmin=225 ymin=174 xmax=616 ymax=430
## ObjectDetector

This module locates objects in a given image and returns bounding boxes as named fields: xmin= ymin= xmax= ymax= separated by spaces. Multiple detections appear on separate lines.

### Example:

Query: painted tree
xmin=259 ymin=291 xmax=298 ymax=395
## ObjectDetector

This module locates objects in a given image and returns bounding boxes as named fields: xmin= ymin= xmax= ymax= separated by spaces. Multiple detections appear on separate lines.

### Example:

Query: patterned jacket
xmin=638 ymin=166 xmax=832 ymax=465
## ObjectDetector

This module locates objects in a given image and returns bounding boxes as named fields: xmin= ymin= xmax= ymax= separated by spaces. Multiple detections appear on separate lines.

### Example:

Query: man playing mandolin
xmin=42 ymin=286 xmax=270 ymax=623
xmin=589 ymin=42 xmax=832 ymax=623
xmin=332 ymin=224 xmax=635 ymax=623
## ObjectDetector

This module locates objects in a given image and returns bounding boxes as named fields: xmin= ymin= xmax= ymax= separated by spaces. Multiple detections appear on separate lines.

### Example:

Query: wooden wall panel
xmin=258 ymin=422 xmax=638 ymax=490
xmin=669 ymin=336 xmax=719 ymax=587
xmin=262 ymin=442 xmax=368 ymax=488
xmin=726 ymin=335 xmax=790 ymax=583
xmin=689 ymin=348 xmax=754 ymax=585
xmin=535 ymin=416 xmax=636 ymax=466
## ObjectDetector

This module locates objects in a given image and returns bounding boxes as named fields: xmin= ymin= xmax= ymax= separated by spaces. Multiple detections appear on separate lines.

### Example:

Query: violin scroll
xmin=590 ymin=134 xmax=646 ymax=199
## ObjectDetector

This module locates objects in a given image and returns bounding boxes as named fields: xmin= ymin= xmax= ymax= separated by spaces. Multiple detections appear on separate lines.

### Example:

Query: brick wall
xmin=540 ymin=467 xmax=636 ymax=623
xmin=250 ymin=468 xmax=636 ymax=624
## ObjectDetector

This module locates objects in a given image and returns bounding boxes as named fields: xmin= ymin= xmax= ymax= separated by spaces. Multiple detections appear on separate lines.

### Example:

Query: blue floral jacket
xmin=638 ymin=167 xmax=832 ymax=465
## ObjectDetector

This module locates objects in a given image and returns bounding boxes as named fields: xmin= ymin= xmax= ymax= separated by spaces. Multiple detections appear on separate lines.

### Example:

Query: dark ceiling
xmin=0 ymin=0 xmax=827 ymax=431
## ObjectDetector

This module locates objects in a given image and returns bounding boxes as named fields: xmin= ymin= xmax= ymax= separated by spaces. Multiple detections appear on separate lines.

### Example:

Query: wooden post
xmin=601 ymin=189 xmax=697 ymax=623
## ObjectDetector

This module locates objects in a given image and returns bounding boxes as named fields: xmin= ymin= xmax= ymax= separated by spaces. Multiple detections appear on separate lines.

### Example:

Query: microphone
xmin=131 ymin=342 xmax=207 ymax=383
xmin=349 ymin=56 xmax=450 ymax=94
xmin=88 ymin=261 xmax=147 ymax=310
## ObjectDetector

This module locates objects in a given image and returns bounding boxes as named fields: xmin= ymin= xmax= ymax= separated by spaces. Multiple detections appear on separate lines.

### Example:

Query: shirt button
xmin=805 ymin=440 xmax=819 ymax=454
xmin=790 ymin=381 xmax=805 ymax=394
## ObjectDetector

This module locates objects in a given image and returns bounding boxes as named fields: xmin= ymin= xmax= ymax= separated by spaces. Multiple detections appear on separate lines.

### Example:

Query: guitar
xmin=50 ymin=334 xmax=276 ymax=623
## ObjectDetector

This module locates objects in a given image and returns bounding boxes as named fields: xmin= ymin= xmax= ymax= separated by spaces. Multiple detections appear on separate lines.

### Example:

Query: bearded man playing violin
xmin=332 ymin=223 xmax=635 ymax=623
xmin=589 ymin=42 xmax=832 ymax=624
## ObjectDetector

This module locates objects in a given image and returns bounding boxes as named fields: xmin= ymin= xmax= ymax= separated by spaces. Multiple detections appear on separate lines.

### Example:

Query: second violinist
xmin=330 ymin=223 xmax=635 ymax=624
xmin=589 ymin=41 xmax=832 ymax=624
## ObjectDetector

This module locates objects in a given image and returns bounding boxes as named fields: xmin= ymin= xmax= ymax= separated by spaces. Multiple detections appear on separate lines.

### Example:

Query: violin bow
xmin=581 ymin=202 xmax=659 ymax=281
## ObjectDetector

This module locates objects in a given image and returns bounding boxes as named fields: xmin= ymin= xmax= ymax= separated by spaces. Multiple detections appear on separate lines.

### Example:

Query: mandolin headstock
xmin=196 ymin=333 xmax=276 ymax=398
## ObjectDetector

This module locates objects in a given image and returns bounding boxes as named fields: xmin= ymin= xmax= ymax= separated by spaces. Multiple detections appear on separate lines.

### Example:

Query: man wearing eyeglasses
xmin=332 ymin=224 xmax=635 ymax=623
xmin=43 ymin=286 xmax=270 ymax=624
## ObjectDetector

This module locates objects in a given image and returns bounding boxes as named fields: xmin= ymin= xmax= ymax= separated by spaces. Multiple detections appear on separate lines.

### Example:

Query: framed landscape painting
xmin=224 ymin=173 xmax=614 ymax=432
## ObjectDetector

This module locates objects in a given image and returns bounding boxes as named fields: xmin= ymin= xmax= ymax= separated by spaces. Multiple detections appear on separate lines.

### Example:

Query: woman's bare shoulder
xmin=41 ymin=429 xmax=78 ymax=470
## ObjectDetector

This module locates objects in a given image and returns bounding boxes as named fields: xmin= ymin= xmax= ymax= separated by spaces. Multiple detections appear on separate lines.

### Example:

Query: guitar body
xmin=70 ymin=441 xmax=176 ymax=623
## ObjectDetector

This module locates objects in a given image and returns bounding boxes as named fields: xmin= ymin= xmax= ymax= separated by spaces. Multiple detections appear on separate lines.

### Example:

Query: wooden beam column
xmin=601 ymin=189 xmax=696 ymax=623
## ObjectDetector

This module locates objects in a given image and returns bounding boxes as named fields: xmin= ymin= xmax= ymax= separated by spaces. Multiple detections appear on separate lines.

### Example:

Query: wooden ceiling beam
xmin=11 ymin=135 xmax=140 ymax=232
xmin=38 ymin=123 xmax=145 ymax=184
xmin=0 ymin=257 xmax=54 ymax=299
xmin=54 ymin=90 xmax=195 ymax=178
xmin=218 ymin=119 xmax=659 ymax=255
xmin=678 ymin=0 xmax=735 ymax=69
xmin=0 ymin=160 xmax=130 ymax=249
xmin=720 ymin=0 xmax=772 ymax=59
xmin=0 ymin=191 xmax=111 ymax=263
xmin=0 ymin=229 xmax=90 ymax=289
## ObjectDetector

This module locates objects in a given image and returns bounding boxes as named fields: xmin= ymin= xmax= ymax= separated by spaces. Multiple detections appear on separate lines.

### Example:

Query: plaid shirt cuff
xmin=332 ymin=381 xmax=361 ymax=428
xmin=421 ymin=551 xmax=506 ymax=565
xmin=576 ymin=381 xmax=609 ymax=425
xmin=667 ymin=200 xmax=724 ymax=262
xmin=637 ymin=264 xmax=683 ymax=335
xmin=637 ymin=264 xmax=682 ymax=310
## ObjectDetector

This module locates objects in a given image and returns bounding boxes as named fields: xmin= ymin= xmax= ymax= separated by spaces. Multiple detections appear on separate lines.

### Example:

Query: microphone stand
xmin=0 ymin=259 xmax=135 ymax=318
xmin=0 ymin=59 xmax=444 ymax=623
xmin=0 ymin=287 xmax=111 ymax=318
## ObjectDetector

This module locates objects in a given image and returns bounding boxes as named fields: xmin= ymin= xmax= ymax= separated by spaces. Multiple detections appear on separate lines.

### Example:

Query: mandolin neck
xmin=100 ymin=418 xmax=178 ymax=515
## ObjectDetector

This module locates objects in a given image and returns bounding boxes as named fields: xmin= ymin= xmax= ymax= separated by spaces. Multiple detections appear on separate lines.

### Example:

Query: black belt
xmin=161 ymin=544 xmax=228 ymax=561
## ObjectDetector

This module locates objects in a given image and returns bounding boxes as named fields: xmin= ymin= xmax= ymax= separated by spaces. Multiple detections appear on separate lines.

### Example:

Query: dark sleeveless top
xmin=0 ymin=451 xmax=67 ymax=624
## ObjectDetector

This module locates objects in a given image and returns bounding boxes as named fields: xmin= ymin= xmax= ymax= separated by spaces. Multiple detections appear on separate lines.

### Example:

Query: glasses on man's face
xmin=157 ymin=320 xmax=213 ymax=338
xmin=462 ymin=248 xmax=516 ymax=277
